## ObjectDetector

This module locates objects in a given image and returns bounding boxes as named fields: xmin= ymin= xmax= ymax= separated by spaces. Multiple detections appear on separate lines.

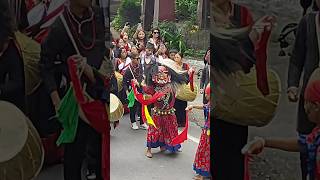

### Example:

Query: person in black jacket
xmin=0 ymin=0 xmax=25 ymax=112
xmin=200 ymin=49 xmax=210 ymax=104
xmin=39 ymin=0 xmax=109 ymax=179
xmin=123 ymin=52 xmax=148 ymax=130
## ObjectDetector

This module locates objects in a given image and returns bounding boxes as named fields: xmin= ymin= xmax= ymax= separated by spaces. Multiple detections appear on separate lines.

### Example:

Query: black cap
xmin=169 ymin=49 xmax=178 ymax=54
xmin=146 ymin=42 xmax=155 ymax=50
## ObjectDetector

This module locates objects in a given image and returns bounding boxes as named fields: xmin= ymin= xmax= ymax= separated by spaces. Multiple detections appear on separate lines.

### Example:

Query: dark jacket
xmin=40 ymin=7 xmax=107 ymax=100
xmin=123 ymin=64 xmax=144 ymax=93
xmin=200 ymin=64 xmax=210 ymax=104
xmin=0 ymin=40 xmax=25 ymax=112
xmin=288 ymin=12 xmax=319 ymax=134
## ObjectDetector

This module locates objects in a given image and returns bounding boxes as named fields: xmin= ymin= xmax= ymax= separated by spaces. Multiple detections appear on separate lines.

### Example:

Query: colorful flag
xmin=56 ymin=87 xmax=79 ymax=145
xmin=127 ymin=89 xmax=135 ymax=108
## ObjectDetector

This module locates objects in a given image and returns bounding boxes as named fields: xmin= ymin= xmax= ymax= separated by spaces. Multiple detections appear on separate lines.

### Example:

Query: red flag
xmin=189 ymin=69 xmax=195 ymax=92
xmin=171 ymin=110 xmax=189 ymax=145
xmin=255 ymin=29 xmax=271 ymax=96
xmin=244 ymin=155 xmax=251 ymax=180
xmin=67 ymin=58 xmax=109 ymax=180
xmin=130 ymin=80 xmax=164 ymax=105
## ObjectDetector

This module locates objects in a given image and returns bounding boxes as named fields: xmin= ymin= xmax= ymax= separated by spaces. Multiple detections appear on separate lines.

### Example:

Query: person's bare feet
xmin=192 ymin=175 xmax=204 ymax=180
xmin=160 ymin=146 xmax=166 ymax=152
xmin=145 ymin=149 xmax=152 ymax=158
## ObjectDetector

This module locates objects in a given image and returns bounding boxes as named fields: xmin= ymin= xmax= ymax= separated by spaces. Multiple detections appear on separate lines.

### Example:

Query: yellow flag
xmin=144 ymin=105 xmax=157 ymax=129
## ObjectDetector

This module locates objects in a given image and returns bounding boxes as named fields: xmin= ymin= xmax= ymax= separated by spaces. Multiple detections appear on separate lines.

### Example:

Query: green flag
xmin=56 ymin=87 xmax=79 ymax=146
xmin=127 ymin=89 xmax=135 ymax=108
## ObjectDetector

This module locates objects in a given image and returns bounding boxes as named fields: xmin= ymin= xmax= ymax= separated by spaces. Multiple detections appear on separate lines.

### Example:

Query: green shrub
xmin=184 ymin=49 xmax=206 ymax=58
xmin=158 ymin=21 xmax=187 ymax=54
xmin=176 ymin=0 xmax=197 ymax=22
xmin=111 ymin=0 xmax=141 ymax=31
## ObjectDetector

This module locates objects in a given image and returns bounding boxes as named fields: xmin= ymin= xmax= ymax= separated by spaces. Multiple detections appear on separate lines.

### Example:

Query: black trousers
xmin=174 ymin=99 xmax=187 ymax=126
xmin=64 ymin=120 xmax=102 ymax=180
xmin=212 ymin=119 xmax=248 ymax=180
xmin=130 ymin=100 xmax=143 ymax=124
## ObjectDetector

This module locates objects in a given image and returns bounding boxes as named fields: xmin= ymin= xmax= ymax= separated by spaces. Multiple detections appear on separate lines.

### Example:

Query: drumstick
xmin=59 ymin=14 xmax=86 ymax=77
xmin=128 ymin=65 xmax=136 ymax=80
xmin=60 ymin=14 xmax=81 ymax=55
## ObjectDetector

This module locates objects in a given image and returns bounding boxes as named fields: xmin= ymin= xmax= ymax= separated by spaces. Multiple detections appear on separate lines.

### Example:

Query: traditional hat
xmin=157 ymin=58 xmax=187 ymax=74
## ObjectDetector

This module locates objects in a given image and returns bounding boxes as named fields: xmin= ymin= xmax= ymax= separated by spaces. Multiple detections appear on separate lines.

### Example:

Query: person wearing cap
xmin=186 ymin=84 xmax=211 ymax=180
xmin=169 ymin=49 xmax=178 ymax=60
xmin=141 ymin=42 xmax=157 ymax=81
xmin=242 ymin=78 xmax=320 ymax=180
xmin=123 ymin=52 xmax=148 ymax=130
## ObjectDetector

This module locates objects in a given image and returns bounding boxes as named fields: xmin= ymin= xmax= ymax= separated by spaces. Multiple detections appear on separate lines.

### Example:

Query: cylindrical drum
xmin=213 ymin=68 xmax=281 ymax=127
xmin=176 ymin=83 xmax=198 ymax=102
xmin=0 ymin=101 xmax=44 ymax=180
xmin=114 ymin=71 xmax=123 ymax=92
xmin=109 ymin=93 xmax=124 ymax=122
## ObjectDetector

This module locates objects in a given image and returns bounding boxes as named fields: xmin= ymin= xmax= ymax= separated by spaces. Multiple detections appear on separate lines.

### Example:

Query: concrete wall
xmin=184 ymin=30 xmax=210 ymax=50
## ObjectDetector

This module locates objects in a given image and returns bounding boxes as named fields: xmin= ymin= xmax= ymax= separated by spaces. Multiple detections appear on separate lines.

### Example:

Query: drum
xmin=115 ymin=71 xmax=123 ymax=92
xmin=213 ymin=68 xmax=281 ymax=127
xmin=110 ymin=93 xmax=124 ymax=122
xmin=176 ymin=83 xmax=198 ymax=102
xmin=15 ymin=31 xmax=42 ymax=95
xmin=0 ymin=101 xmax=44 ymax=180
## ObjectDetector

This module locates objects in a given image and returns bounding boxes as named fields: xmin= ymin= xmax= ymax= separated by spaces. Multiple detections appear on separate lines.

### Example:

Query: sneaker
xmin=140 ymin=123 xmax=148 ymax=130
xmin=131 ymin=122 xmax=139 ymax=130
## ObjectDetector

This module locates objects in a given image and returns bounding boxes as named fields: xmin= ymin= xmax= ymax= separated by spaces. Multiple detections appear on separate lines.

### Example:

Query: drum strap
xmin=316 ymin=12 xmax=320 ymax=66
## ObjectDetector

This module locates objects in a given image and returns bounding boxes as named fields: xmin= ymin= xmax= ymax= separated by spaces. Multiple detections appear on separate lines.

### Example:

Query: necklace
xmin=66 ymin=7 xmax=96 ymax=50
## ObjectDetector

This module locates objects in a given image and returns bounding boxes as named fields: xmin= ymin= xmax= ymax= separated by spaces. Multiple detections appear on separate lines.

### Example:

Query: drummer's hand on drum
xmin=185 ymin=105 xmax=193 ymax=111
xmin=241 ymin=137 xmax=265 ymax=155
xmin=287 ymin=87 xmax=299 ymax=102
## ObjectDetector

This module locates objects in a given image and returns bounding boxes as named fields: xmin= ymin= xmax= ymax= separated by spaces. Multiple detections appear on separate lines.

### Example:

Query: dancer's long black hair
xmin=145 ymin=62 xmax=189 ymax=91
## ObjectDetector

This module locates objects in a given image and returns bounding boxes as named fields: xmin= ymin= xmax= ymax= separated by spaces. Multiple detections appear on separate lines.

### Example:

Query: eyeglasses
xmin=153 ymin=31 xmax=160 ymax=34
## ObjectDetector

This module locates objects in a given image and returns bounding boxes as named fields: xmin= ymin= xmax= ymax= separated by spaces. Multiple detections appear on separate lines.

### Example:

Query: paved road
xmin=110 ymin=113 xmax=203 ymax=180
xmin=36 ymin=87 xmax=205 ymax=180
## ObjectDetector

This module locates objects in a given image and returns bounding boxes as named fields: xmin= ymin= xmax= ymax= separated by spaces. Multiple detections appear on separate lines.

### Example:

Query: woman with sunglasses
xmin=149 ymin=27 xmax=162 ymax=52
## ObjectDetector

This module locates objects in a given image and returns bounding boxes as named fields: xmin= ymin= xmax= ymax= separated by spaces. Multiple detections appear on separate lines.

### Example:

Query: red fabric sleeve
xmin=240 ymin=6 xmax=254 ymax=27
xmin=240 ymin=5 xmax=271 ymax=96
xmin=143 ymin=85 xmax=156 ymax=95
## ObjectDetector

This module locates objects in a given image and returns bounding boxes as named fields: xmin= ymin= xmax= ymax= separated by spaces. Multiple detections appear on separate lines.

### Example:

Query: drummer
xmin=0 ymin=1 xmax=26 ymax=113
xmin=39 ymin=0 xmax=108 ymax=179
xmin=123 ymin=52 xmax=148 ymax=130
xmin=173 ymin=52 xmax=193 ymax=127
